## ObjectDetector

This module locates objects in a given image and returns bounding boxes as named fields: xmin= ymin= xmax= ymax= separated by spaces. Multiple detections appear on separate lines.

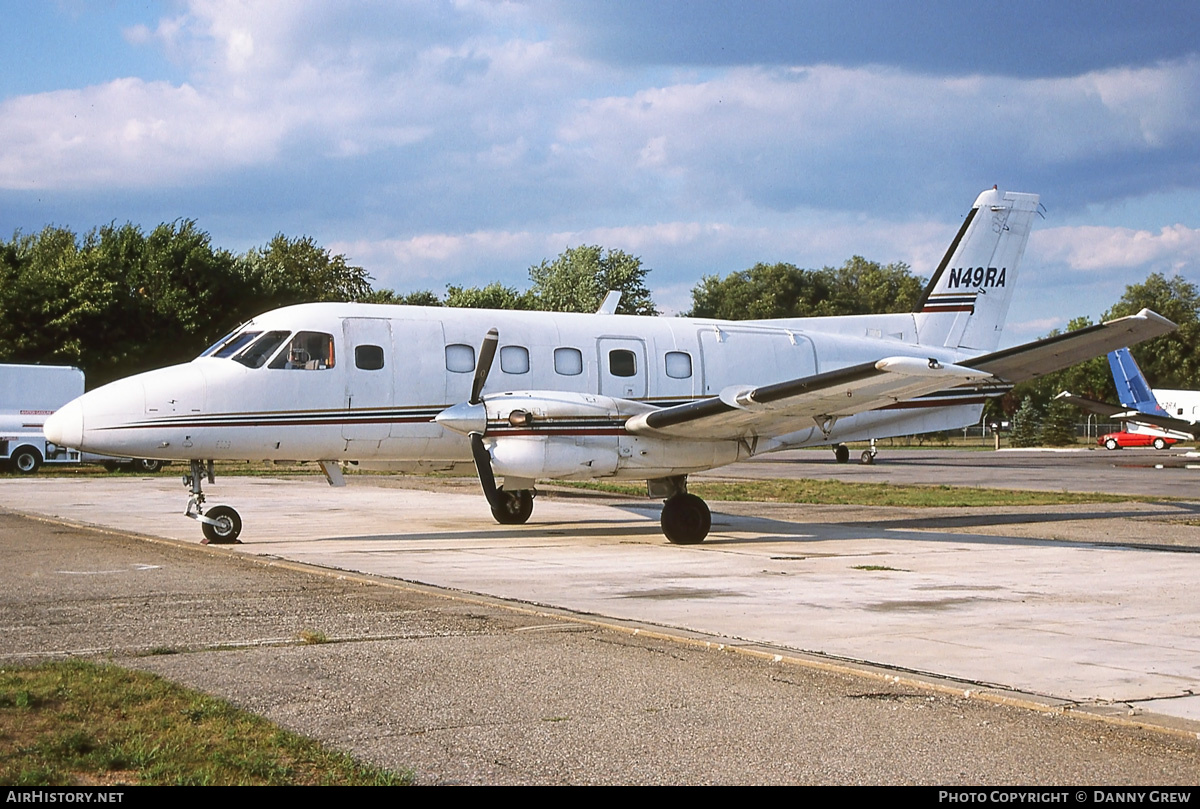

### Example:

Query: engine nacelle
xmin=479 ymin=391 xmax=742 ymax=481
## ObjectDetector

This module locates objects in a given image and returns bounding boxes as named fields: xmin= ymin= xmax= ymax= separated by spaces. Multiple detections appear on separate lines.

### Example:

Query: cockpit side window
xmin=235 ymin=331 xmax=291 ymax=368
xmin=268 ymin=332 xmax=336 ymax=370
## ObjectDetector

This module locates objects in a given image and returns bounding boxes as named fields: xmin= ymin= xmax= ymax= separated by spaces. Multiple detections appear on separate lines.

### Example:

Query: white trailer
xmin=1 ymin=363 xmax=85 ymax=473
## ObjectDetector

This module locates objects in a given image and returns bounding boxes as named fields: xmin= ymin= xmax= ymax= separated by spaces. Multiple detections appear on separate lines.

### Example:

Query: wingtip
xmin=1106 ymin=308 xmax=1177 ymax=330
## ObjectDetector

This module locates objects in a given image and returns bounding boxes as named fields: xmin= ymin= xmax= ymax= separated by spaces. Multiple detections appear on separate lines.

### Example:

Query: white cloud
xmin=0 ymin=78 xmax=282 ymax=189
xmin=1033 ymin=223 xmax=1200 ymax=272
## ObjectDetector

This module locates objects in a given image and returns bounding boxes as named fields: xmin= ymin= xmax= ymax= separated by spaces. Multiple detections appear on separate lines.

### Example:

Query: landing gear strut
xmin=184 ymin=459 xmax=243 ymax=544
xmin=860 ymin=439 xmax=878 ymax=465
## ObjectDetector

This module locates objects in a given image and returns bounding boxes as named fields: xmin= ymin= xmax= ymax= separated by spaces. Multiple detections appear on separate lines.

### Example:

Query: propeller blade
xmin=470 ymin=432 xmax=500 ymax=507
xmin=470 ymin=328 xmax=499 ymax=405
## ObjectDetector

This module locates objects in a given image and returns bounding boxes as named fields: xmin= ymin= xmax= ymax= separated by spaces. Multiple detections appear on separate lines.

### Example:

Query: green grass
xmin=0 ymin=660 xmax=411 ymax=786
xmin=559 ymin=478 xmax=1139 ymax=507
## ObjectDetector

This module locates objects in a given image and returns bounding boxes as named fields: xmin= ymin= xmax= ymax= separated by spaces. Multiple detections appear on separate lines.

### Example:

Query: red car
xmin=1098 ymin=431 xmax=1179 ymax=450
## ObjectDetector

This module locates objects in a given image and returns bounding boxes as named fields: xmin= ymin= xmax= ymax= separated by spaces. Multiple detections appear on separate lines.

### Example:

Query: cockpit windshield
xmin=200 ymin=326 xmax=337 ymax=371
xmin=233 ymin=331 xmax=291 ymax=369
xmin=198 ymin=322 xmax=250 ymax=358
xmin=208 ymin=331 xmax=261 ymax=359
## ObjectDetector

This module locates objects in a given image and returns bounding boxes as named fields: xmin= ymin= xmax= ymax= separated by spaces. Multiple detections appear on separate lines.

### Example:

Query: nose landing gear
xmin=184 ymin=459 xmax=243 ymax=544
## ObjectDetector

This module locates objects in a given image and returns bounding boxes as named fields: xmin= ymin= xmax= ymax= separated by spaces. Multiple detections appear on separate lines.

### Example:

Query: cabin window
xmin=355 ymin=345 xmax=385 ymax=371
xmin=554 ymin=347 xmax=583 ymax=376
xmin=500 ymin=346 xmax=529 ymax=374
xmin=609 ymin=349 xmax=637 ymax=377
xmin=235 ymin=331 xmax=291 ymax=369
xmin=446 ymin=343 xmax=475 ymax=373
xmin=665 ymin=351 xmax=692 ymax=379
xmin=212 ymin=331 xmax=261 ymax=359
xmin=268 ymin=332 xmax=336 ymax=370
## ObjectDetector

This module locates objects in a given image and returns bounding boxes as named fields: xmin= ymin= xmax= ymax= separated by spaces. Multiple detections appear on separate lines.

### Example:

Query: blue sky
xmin=3 ymin=1 xmax=1200 ymax=345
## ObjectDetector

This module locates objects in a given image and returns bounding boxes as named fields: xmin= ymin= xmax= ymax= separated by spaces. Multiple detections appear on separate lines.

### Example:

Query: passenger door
xmin=342 ymin=317 xmax=394 ymax=442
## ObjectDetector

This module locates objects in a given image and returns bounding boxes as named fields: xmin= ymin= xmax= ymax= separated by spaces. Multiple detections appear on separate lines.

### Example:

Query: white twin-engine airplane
xmin=45 ymin=188 xmax=1174 ymax=545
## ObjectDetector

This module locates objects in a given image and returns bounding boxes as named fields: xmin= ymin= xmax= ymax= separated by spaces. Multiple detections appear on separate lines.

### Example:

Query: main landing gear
xmin=651 ymin=476 xmax=712 ymax=544
xmin=661 ymin=493 xmax=711 ymax=545
xmin=184 ymin=459 xmax=242 ymax=544
xmin=833 ymin=440 xmax=878 ymax=465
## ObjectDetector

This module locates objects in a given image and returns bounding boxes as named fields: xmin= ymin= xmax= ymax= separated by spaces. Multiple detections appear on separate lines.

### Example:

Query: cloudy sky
xmin=4 ymin=1 xmax=1200 ymax=345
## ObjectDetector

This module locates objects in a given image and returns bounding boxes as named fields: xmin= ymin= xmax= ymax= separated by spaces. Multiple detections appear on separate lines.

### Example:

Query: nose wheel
xmin=184 ymin=460 xmax=243 ymax=544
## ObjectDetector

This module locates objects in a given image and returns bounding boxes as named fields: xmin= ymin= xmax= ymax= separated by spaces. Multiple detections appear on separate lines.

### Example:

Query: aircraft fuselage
xmin=48 ymin=302 xmax=988 ymax=478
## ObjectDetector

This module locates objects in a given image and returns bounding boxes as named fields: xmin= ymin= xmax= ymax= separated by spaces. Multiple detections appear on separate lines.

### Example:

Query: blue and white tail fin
xmin=915 ymin=187 xmax=1042 ymax=352
xmin=1108 ymin=348 xmax=1164 ymax=415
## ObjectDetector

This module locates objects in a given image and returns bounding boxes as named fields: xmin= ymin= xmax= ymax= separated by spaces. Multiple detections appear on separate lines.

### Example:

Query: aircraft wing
xmin=1054 ymin=391 xmax=1200 ymax=437
xmin=962 ymin=308 xmax=1175 ymax=384
xmin=625 ymin=308 xmax=1176 ymax=442
xmin=625 ymin=357 xmax=992 ymax=440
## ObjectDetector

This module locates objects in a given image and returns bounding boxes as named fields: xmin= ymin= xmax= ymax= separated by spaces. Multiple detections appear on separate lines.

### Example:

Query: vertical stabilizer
xmin=1108 ymin=348 xmax=1163 ymax=414
xmin=915 ymin=188 xmax=1041 ymax=352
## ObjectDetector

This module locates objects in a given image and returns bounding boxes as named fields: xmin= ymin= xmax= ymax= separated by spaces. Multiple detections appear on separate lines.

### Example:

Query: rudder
xmin=1108 ymin=348 xmax=1162 ymax=414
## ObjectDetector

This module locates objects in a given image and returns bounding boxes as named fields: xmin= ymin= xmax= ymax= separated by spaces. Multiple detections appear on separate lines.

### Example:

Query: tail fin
xmin=1108 ymin=348 xmax=1164 ymax=414
xmin=915 ymin=187 xmax=1041 ymax=352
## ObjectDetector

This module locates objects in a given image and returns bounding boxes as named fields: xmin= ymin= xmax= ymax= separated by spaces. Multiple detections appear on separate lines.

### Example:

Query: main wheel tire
xmin=102 ymin=460 xmax=122 ymax=472
xmin=490 ymin=487 xmax=534 ymax=525
xmin=201 ymin=505 xmax=242 ymax=544
xmin=661 ymin=493 xmax=711 ymax=545
xmin=11 ymin=447 xmax=42 ymax=475
xmin=860 ymin=450 xmax=876 ymax=465
xmin=1105 ymin=438 xmax=1119 ymax=450
xmin=1153 ymin=438 xmax=1167 ymax=450
xmin=134 ymin=458 xmax=163 ymax=472
xmin=834 ymin=444 xmax=850 ymax=464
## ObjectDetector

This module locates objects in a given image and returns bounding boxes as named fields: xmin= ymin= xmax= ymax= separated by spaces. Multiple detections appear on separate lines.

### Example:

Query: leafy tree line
xmin=0 ymin=223 xmax=375 ymax=387
xmin=0 ymin=227 xmax=660 ymax=386
xmin=379 ymin=244 xmax=658 ymax=316
xmin=1004 ymin=272 xmax=1200 ymax=429
xmin=687 ymin=257 xmax=925 ymax=319
xmin=4 ymin=219 xmax=1198 ymax=422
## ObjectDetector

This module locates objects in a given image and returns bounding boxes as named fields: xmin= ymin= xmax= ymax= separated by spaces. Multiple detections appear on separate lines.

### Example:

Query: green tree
xmin=824 ymin=257 xmax=925 ymax=315
xmin=1010 ymin=316 xmax=1115 ymax=413
xmin=689 ymin=262 xmax=829 ymax=320
xmin=444 ymin=282 xmax=533 ymax=310
xmin=0 ymin=224 xmax=383 ymax=387
xmin=357 ymin=288 xmax=443 ymax=306
xmin=1010 ymin=396 xmax=1042 ymax=447
xmin=239 ymin=234 xmax=374 ymax=311
xmin=1103 ymin=272 xmax=1200 ymax=390
xmin=687 ymin=257 xmax=923 ymax=320
xmin=528 ymin=245 xmax=657 ymax=315
xmin=1038 ymin=399 xmax=1078 ymax=446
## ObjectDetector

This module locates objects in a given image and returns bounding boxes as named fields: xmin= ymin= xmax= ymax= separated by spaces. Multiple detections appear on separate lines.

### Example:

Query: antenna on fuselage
xmin=596 ymin=291 xmax=622 ymax=315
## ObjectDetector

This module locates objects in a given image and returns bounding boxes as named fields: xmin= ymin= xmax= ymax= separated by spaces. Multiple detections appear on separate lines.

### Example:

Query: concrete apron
xmin=2 ymin=475 xmax=1198 ymax=730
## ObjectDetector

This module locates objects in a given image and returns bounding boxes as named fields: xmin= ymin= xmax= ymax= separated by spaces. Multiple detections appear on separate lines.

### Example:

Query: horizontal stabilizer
xmin=1055 ymin=391 xmax=1200 ymax=437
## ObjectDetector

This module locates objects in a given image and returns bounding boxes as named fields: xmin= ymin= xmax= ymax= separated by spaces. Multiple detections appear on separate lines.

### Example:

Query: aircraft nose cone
xmin=45 ymin=399 xmax=83 ymax=448
xmin=434 ymin=401 xmax=487 ymax=436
